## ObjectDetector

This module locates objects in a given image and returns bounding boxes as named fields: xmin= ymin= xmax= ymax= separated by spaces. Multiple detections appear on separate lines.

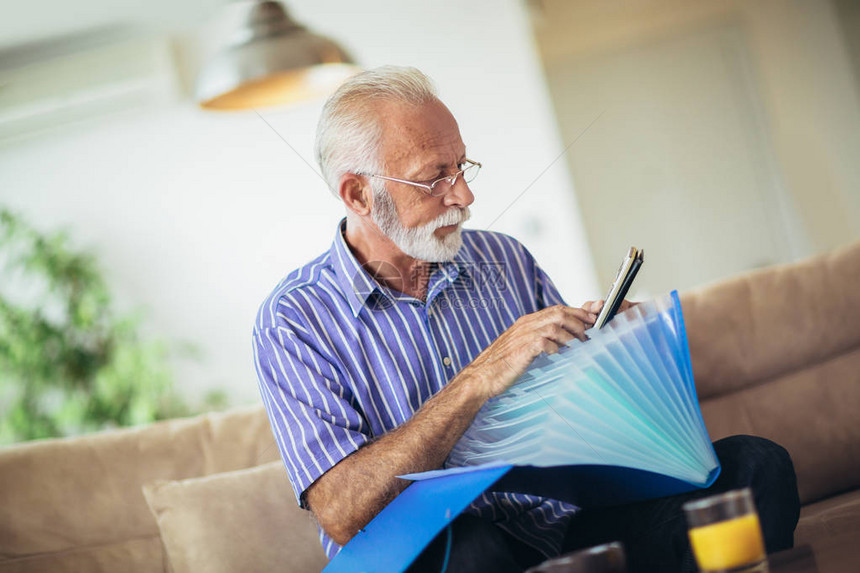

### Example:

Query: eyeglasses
xmin=364 ymin=159 xmax=481 ymax=197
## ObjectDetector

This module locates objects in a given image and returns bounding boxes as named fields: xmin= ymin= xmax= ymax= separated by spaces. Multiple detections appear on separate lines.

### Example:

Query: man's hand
xmin=581 ymin=299 xmax=639 ymax=316
xmin=462 ymin=305 xmax=597 ymax=401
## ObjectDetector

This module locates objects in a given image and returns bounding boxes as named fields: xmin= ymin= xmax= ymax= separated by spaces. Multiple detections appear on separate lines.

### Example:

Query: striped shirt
xmin=253 ymin=219 xmax=579 ymax=559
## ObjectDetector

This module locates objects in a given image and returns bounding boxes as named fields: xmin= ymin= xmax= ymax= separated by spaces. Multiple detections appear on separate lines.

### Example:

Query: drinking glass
xmin=683 ymin=488 xmax=767 ymax=573
xmin=525 ymin=542 xmax=627 ymax=573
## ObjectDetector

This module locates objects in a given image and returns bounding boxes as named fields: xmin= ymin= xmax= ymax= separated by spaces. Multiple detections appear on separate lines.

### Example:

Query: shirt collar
xmin=330 ymin=219 xmax=379 ymax=317
xmin=426 ymin=242 xmax=474 ymax=304
xmin=329 ymin=218 xmax=475 ymax=316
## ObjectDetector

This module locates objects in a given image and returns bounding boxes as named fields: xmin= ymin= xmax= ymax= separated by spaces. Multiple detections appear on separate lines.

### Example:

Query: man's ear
xmin=338 ymin=173 xmax=372 ymax=216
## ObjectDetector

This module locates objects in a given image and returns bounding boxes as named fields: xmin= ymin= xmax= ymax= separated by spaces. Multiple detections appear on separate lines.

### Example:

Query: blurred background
xmin=1 ymin=0 xmax=858 ymax=442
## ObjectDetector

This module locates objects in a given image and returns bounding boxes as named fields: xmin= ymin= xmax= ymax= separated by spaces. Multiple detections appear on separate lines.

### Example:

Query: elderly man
xmin=253 ymin=66 xmax=798 ymax=572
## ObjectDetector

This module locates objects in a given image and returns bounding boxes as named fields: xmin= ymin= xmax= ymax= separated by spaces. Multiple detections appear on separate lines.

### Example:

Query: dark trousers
xmin=408 ymin=435 xmax=800 ymax=573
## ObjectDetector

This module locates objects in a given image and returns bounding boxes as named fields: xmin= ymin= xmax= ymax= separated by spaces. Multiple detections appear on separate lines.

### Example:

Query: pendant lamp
xmin=195 ymin=1 xmax=359 ymax=110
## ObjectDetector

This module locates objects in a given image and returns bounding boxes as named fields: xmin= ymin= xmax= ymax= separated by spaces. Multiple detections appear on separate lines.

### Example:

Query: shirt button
xmin=443 ymin=357 xmax=452 ymax=367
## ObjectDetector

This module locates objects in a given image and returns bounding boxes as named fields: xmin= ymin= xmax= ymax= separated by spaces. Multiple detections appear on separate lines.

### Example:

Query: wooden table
xmin=769 ymin=533 xmax=860 ymax=573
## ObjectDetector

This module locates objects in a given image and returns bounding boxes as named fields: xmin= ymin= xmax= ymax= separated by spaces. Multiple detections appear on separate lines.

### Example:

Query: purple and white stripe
xmin=253 ymin=219 xmax=579 ymax=559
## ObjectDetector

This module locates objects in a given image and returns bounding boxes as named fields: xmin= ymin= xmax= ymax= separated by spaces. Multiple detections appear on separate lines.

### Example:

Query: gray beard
xmin=370 ymin=184 xmax=470 ymax=262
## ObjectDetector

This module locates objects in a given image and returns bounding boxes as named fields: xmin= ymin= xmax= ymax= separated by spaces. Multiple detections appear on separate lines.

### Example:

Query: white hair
xmin=314 ymin=66 xmax=438 ymax=196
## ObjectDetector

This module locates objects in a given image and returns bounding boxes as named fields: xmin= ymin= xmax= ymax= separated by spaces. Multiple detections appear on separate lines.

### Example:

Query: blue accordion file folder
xmin=325 ymin=291 xmax=720 ymax=573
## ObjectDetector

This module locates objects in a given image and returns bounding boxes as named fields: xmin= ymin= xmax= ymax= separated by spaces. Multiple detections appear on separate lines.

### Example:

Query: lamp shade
xmin=195 ymin=1 xmax=359 ymax=110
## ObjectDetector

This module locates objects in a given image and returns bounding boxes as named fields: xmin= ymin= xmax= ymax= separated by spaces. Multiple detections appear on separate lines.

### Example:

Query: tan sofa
xmin=2 ymin=241 xmax=859 ymax=573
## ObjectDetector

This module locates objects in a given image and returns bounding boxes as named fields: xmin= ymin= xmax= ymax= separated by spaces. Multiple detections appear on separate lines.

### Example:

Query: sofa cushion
xmin=0 ymin=536 xmax=163 ymax=573
xmin=700 ymin=345 xmax=860 ymax=505
xmin=142 ymin=461 xmax=326 ymax=573
xmin=795 ymin=489 xmax=860 ymax=546
xmin=0 ymin=405 xmax=278 ymax=561
xmin=682 ymin=240 xmax=860 ymax=400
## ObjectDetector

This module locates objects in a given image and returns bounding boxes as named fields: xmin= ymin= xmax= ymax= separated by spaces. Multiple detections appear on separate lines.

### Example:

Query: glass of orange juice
xmin=683 ymin=488 xmax=767 ymax=573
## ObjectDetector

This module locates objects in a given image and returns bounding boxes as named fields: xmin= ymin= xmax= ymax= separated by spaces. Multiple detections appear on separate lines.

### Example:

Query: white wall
xmin=544 ymin=22 xmax=807 ymax=295
xmin=534 ymin=0 xmax=860 ymax=256
xmin=0 ymin=0 xmax=598 ymax=405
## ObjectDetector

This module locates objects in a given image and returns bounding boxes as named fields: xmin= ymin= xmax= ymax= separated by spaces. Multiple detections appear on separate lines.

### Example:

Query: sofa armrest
xmin=681 ymin=240 xmax=860 ymax=400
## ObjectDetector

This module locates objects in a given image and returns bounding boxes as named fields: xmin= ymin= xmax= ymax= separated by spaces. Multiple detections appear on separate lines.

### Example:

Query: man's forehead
xmin=377 ymin=99 xmax=466 ymax=170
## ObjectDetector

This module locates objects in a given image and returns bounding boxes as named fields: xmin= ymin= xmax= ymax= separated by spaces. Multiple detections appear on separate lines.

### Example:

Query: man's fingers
xmin=541 ymin=322 xmax=581 ymax=345
xmin=567 ymin=306 xmax=598 ymax=325
xmin=582 ymin=299 xmax=639 ymax=315
xmin=527 ymin=305 xmax=598 ymax=342
xmin=541 ymin=314 xmax=590 ymax=344
xmin=556 ymin=307 xmax=597 ymax=338
xmin=540 ymin=339 xmax=561 ymax=355
xmin=503 ymin=305 xmax=599 ymax=362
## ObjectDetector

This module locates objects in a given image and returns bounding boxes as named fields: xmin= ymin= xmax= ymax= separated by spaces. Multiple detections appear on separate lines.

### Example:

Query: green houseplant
xmin=0 ymin=208 xmax=193 ymax=444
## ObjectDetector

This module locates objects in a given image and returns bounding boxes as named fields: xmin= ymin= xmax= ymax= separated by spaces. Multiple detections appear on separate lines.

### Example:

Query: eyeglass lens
xmin=430 ymin=162 xmax=480 ymax=195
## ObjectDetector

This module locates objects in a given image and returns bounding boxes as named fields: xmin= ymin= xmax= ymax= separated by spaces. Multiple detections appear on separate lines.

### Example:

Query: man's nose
xmin=443 ymin=176 xmax=474 ymax=209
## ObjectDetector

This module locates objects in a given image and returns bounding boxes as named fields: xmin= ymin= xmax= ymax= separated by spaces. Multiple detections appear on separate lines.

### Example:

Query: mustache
xmin=433 ymin=206 xmax=471 ymax=228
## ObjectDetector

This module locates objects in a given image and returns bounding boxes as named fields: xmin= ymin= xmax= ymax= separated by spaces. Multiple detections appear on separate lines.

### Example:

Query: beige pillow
xmin=142 ymin=461 xmax=327 ymax=573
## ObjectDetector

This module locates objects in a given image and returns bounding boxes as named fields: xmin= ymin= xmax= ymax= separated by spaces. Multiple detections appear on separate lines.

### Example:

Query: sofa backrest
xmin=682 ymin=240 xmax=860 ymax=506
xmin=0 ymin=405 xmax=279 ymax=573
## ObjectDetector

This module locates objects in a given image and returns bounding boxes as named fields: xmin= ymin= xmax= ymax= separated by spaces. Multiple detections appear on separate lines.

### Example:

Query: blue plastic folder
xmin=323 ymin=464 xmax=513 ymax=573
xmin=324 ymin=292 xmax=720 ymax=573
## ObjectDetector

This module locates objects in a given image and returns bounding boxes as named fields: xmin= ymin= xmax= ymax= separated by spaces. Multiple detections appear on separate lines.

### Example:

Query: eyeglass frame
xmin=362 ymin=158 xmax=481 ymax=197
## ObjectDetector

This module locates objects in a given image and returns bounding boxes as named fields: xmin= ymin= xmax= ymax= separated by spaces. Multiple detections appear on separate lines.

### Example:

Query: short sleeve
xmin=253 ymin=305 xmax=369 ymax=507
xmin=535 ymin=263 xmax=566 ymax=309
xmin=508 ymin=237 xmax=566 ymax=309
